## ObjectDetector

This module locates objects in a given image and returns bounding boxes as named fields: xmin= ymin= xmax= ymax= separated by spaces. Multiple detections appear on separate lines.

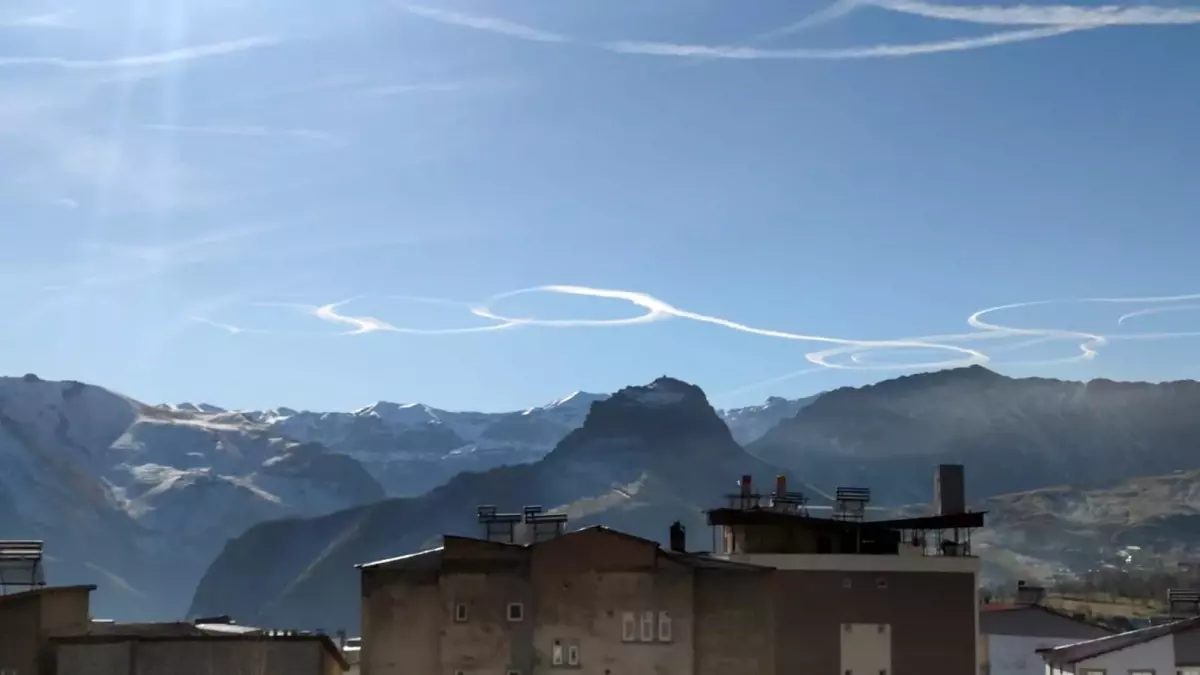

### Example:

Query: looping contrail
xmin=200 ymin=285 xmax=1200 ymax=394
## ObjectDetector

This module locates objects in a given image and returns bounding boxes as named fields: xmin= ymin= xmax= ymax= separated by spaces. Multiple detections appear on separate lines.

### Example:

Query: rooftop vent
xmin=523 ymin=505 xmax=568 ymax=542
xmin=0 ymin=540 xmax=45 ymax=593
xmin=669 ymin=521 xmax=686 ymax=553
xmin=833 ymin=487 xmax=871 ymax=522
xmin=769 ymin=474 xmax=810 ymax=515
xmin=477 ymin=505 xmax=522 ymax=544
xmin=1015 ymin=581 xmax=1046 ymax=606
xmin=1168 ymin=588 xmax=1200 ymax=618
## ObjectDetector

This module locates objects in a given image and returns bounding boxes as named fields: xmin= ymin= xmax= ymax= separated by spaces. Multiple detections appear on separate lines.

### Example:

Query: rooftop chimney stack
xmin=669 ymin=521 xmax=686 ymax=553
xmin=1015 ymin=581 xmax=1046 ymax=606
xmin=774 ymin=475 xmax=787 ymax=498
xmin=934 ymin=464 xmax=966 ymax=516
xmin=740 ymin=475 xmax=752 ymax=497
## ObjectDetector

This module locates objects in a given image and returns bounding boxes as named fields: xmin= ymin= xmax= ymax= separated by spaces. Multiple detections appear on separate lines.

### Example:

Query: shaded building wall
xmin=361 ymin=570 xmax=441 ymax=675
xmin=773 ymin=569 xmax=978 ymax=675
xmin=38 ymin=591 xmax=91 ymax=638
xmin=1176 ymin=623 xmax=1200 ymax=668
xmin=529 ymin=529 xmax=694 ymax=675
xmin=0 ymin=593 xmax=42 ymax=675
xmin=55 ymin=639 xmax=327 ymax=675
xmin=693 ymin=569 xmax=774 ymax=675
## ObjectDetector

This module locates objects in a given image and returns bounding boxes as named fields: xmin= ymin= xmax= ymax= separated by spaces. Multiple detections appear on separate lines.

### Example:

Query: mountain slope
xmin=748 ymin=366 xmax=1200 ymax=503
xmin=978 ymin=469 xmax=1200 ymax=581
xmin=0 ymin=375 xmax=384 ymax=620
xmin=188 ymin=377 xmax=782 ymax=632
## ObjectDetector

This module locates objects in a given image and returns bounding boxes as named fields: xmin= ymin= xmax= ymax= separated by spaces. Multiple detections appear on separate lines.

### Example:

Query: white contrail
xmin=143 ymin=124 xmax=341 ymax=144
xmin=313 ymin=298 xmax=524 ymax=336
xmin=866 ymin=0 xmax=1200 ymax=26
xmin=395 ymin=4 xmax=570 ymax=43
xmin=1118 ymin=303 xmax=1200 ymax=326
xmin=0 ymin=36 xmax=280 ymax=70
xmin=390 ymin=2 xmax=1117 ymax=61
xmin=604 ymin=25 xmax=1090 ymax=59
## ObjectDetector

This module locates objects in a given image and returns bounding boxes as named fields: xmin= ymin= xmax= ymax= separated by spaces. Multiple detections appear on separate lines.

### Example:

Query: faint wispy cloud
xmin=55 ymin=197 xmax=79 ymax=209
xmin=4 ymin=9 xmax=78 ymax=28
xmin=605 ymin=25 xmax=1091 ymax=59
xmin=395 ymin=4 xmax=570 ymax=43
xmin=142 ymin=124 xmax=344 ymax=145
xmin=0 ymin=36 xmax=280 ymax=70
xmin=391 ymin=2 xmax=1100 ymax=61
xmin=866 ymin=0 xmax=1200 ymax=25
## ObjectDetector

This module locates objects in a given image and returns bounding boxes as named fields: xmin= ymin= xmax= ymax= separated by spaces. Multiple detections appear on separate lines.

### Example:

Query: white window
xmin=567 ymin=644 xmax=580 ymax=666
xmin=640 ymin=610 xmax=654 ymax=641
xmin=552 ymin=641 xmax=564 ymax=666
xmin=621 ymin=612 xmax=636 ymax=642
xmin=454 ymin=603 xmax=468 ymax=622
xmin=657 ymin=611 xmax=672 ymax=642
xmin=507 ymin=602 xmax=524 ymax=622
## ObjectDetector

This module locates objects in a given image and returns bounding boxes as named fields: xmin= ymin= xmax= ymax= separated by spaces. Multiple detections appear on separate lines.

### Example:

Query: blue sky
xmin=2 ymin=0 xmax=1199 ymax=413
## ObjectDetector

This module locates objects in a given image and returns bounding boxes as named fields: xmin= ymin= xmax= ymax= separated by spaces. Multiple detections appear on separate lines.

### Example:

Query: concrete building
xmin=49 ymin=632 xmax=348 ymax=675
xmin=0 ymin=579 xmax=346 ymax=675
xmin=0 ymin=584 xmax=96 ymax=675
xmin=359 ymin=466 xmax=984 ymax=675
xmin=1038 ymin=589 xmax=1200 ymax=675
xmin=979 ymin=583 xmax=1112 ymax=675
xmin=1039 ymin=615 xmax=1200 ymax=675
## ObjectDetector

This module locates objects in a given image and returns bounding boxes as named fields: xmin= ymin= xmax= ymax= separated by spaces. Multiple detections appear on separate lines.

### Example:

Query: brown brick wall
xmin=694 ymin=569 xmax=775 ymax=675
xmin=773 ymin=569 xmax=977 ymax=675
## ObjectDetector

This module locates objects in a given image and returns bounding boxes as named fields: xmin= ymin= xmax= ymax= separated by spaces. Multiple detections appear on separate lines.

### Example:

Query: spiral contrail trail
xmin=205 ymin=286 xmax=1200 ymax=390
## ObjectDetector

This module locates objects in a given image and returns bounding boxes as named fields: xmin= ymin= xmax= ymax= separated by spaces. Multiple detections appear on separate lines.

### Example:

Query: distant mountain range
xmin=8 ymin=366 xmax=1200 ymax=627
xmin=189 ymin=367 xmax=1200 ymax=633
xmin=188 ymin=377 xmax=779 ymax=632
xmin=0 ymin=373 xmax=805 ymax=620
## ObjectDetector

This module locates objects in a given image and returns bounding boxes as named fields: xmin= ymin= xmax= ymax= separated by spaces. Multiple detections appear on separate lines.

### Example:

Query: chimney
xmin=934 ymin=464 xmax=966 ymax=516
xmin=1015 ymin=581 xmax=1045 ymax=605
xmin=669 ymin=521 xmax=686 ymax=553
xmin=774 ymin=474 xmax=787 ymax=498
xmin=739 ymin=475 xmax=752 ymax=497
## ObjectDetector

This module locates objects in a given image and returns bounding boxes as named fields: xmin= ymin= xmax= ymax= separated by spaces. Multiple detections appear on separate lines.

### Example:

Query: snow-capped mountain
xmin=160 ymin=390 xmax=807 ymax=496
xmin=0 ymin=374 xmax=384 ymax=620
xmin=190 ymin=376 xmax=783 ymax=632
xmin=718 ymin=394 xmax=821 ymax=444
xmin=0 ymin=372 xmax=812 ymax=620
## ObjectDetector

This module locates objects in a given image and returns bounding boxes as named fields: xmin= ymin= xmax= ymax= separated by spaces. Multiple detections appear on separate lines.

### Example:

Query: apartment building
xmin=358 ymin=465 xmax=983 ymax=675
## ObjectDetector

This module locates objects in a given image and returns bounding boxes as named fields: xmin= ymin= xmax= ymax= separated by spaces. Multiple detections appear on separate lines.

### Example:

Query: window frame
xmin=621 ymin=611 xmax=637 ymax=642
xmin=552 ymin=641 xmax=564 ymax=666
xmin=658 ymin=610 xmax=673 ymax=642
xmin=507 ymin=602 xmax=524 ymax=622
xmin=453 ymin=603 xmax=468 ymax=622
xmin=640 ymin=610 xmax=655 ymax=642
xmin=567 ymin=644 xmax=580 ymax=666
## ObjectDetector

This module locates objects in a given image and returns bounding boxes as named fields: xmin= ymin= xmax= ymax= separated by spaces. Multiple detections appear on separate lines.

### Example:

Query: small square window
xmin=876 ymin=577 xmax=888 ymax=589
xmin=507 ymin=602 xmax=524 ymax=622
xmin=552 ymin=640 xmax=564 ymax=666
xmin=842 ymin=577 xmax=853 ymax=589
xmin=454 ymin=603 xmax=468 ymax=622
xmin=640 ymin=610 xmax=654 ymax=642
xmin=567 ymin=644 xmax=580 ymax=666
xmin=621 ymin=612 xmax=636 ymax=642
xmin=658 ymin=611 xmax=673 ymax=642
